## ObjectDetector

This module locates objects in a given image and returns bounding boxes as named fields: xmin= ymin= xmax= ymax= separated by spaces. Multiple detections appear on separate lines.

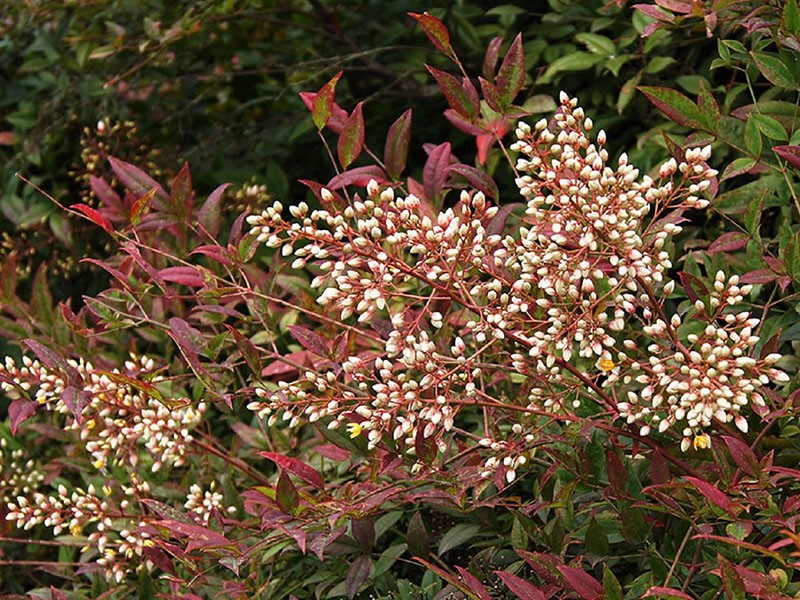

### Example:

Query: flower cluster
xmin=244 ymin=92 xmax=786 ymax=494
xmin=0 ymin=437 xmax=45 ymax=503
xmin=184 ymin=482 xmax=234 ymax=524
xmin=0 ymin=354 xmax=206 ymax=472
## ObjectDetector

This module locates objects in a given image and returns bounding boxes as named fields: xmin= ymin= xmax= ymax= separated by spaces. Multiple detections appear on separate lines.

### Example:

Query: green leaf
xmin=438 ymin=523 xmax=481 ymax=555
xmin=638 ymin=86 xmax=707 ymax=130
xmin=585 ymin=517 xmax=609 ymax=555
xmin=496 ymin=33 xmax=526 ymax=106
xmin=603 ymin=567 xmax=623 ymax=600
xmin=745 ymin=116 xmax=763 ymax=157
xmin=310 ymin=71 xmax=343 ymax=131
xmin=751 ymin=114 xmax=789 ymax=141
xmin=407 ymin=512 xmax=430 ymax=559
xmin=645 ymin=56 xmax=675 ymax=74
xmin=426 ymin=66 xmax=479 ymax=119
xmin=618 ymin=73 xmax=642 ymax=113
xmin=720 ymin=157 xmax=757 ymax=181
xmin=719 ymin=555 xmax=746 ymax=600
xmin=575 ymin=32 xmax=616 ymax=56
xmin=751 ymin=52 xmax=797 ymax=88
xmin=697 ymin=79 xmax=720 ymax=134
xmin=783 ymin=0 xmax=800 ymax=36
xmin=408 ymin=12 xmax=452 ymax=55
xmin=539 ymin=52 xmax=601 ymax=84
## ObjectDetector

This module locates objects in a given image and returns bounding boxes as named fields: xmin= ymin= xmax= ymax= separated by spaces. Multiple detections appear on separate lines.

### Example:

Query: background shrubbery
xmin=1 ymin=1 xmax=800 ymax=598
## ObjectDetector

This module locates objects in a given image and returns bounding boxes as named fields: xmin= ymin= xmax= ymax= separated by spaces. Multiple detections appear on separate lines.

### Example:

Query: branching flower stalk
xmin=246 ymin=93 xmax=788 ymax=482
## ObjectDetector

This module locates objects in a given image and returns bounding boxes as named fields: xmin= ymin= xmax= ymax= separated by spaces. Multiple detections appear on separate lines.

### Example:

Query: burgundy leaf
xmin=89 ymin=176 xmax=124 ymax=217
xmin=326 ymin=166 xmax=388 ymax=190
xmin=479 ymin=77 xmax=505 ymax=113
xmin=260 ymin=452 xmax=325 ymax=490
xmin=108 ymin=157 xmax=168 ymax=205
xmin=448 ymin=164 xmax=499 ymax=199
xmin=643 ymin=586 xmax=695 ymax=600
xmin=423 ymin=142 xmax=452 ymax=199
xmin=677 ymin=271 xmax=708 ymax=305
xmin=159 ymin=266 xmax=205 ymax=288
xmin=384 ymin=109 xmax=412 ymax=179
xmin=444 ymin=109 xmax=487 ymax=137
xmin=606 ymin=451 xmax=627 ymax=495
xmin=158 ymin=519 xmax=233 ymax=553
xmin=651 ymin=448 xmax=671 ymax=485
xmin=171 ymin=162 xmax=194 ymax=220
xmin=224 ymin=324 xmax=261 ymax=375
xmin=455 ymin=566 xmax=492 ymax=600
xmin=739 ymin=268 xmax=780 ymax=285
xmin=633 ymin=3 xmax=676 ymax=21
xmin=288 ymin=325 xmax=329 ymax=356
xmin=722 ymin=435 xmax=759 ymax=477
xmin=707 ymin=231 xmax=748 ymax=254
xmin=61 ymin=386 xmax=91 ymax=423
xmin=482 ymin=36 xmax=505 ymax=80
xmin=557 ymin=566 xmax=603 ymax=600
xmin=275 ymin=470 xmax=299 ymax=514
xmin=773 ymin=145 xmax=800 ymax=169
xmin=197 ymin=183 xmax=231 ymax=238
xmin=338 ymin=102 xmax=365 ymax=168
xmin=408 ymin=12 xmax=452 ymax=55
xmin=299 ymin=179 xmax=346 ymax=207
xmin=9 ymin=398 xmax=37 ymax=435
xmin=346 ymin=555 xmax=372 ymax=599
xmin=122 ymin=242 xmax=166 ymax=290
xmin=486 ymin=202 xmax=522 ymax=237
xmin=495 ymin=570 xmax=546 ymax=600
xmin=496 ymin=33 xmax=526 ymax=106
xmin=684 ymin=476 xmax=735 ymax=514
xmin=313 ymin=444 xmax=351 ymax=462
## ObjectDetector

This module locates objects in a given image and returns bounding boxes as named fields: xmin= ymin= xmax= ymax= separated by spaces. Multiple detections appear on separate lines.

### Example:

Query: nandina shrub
xmin=1 ymin=12 xmax=799 ymax=600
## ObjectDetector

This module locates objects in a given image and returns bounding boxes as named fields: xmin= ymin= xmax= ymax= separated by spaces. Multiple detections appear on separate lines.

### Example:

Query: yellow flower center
xmin=693 ymin=433 xmax=711 ymax=450
xmin=597 ymin=358 xmax=616 ymax=372
xmin=346 ymin=422 xmax=362 ymax=439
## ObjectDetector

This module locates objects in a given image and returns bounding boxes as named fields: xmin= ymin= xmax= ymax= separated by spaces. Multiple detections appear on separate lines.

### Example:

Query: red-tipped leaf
xmin=338 ymin=102 xmax=365 ymax=168
xmin=408 ymin=12 xmax=452 ymax=55
xmin=384 ymin=109 xmax=412 ymax=179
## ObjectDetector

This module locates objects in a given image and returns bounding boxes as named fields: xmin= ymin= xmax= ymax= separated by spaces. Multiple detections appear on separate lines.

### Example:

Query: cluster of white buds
xmin=0 ymin=354 xmax=206 ymax=471
xmin=184 ymin=482 xmax=235 ymax=524
xmin=0 ymin=438 xmax=45 ymax=503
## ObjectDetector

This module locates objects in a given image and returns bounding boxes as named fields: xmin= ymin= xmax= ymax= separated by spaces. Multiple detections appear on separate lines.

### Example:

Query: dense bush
xmin=1 ymin=2 xmax=800 ymax=599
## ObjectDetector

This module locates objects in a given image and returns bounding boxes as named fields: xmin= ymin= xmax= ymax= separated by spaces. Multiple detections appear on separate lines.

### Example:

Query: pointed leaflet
xmin=275 ymin=470 xmax=299 ymax=514
xmin=9 ymin=399 xmax=37 ymax=435
xmin=338 ymin=102 xmax=365 ymax=168
xmin=495 ymin=570 xmax=547 ymax=600
xmin=260 ymin=452 xmax=325 ymax=490
xmin=638 ymin=86 xmax=708 ymax=130
xmin=707 ymin=232 xmax=748 ymax=254
xmin=557 ymin=566 xmax=603 ymax=600
xmin=327 ymin=166 xmax=387 ymax=190
xmin=224 ymin=324 xmax=261 ymax=376
xmin=684 ymin=476 xmax=735 ymax=515
xmin=454 ymin=566 xmax=492 ymax=600
xmin=288 ymin=325 xmax=329 ymax=357
xmin=384 ymin=109 xmax=412 ymax=179
xmin=171 ymin=162 xmax=194 ymax=220
xmin=479 ymin=77 xmax=505 ymax=113
xmin=346 ymin=555 xmax=372 ymax=599
xmin=307 ymin=71 xmax=343 ymax=131
xmin=198 ymin=183 xmax=230 ymax=238
xmin=130 ymin=187 xmax=158 ymax=227
xmin=483 ymin=36 xmax=504 ymax=80
xmin=408 ymin=12 xmax=452 ymax=56
xmin=750 ymin=52 xmax=796 ymax=88
xmin=722 ymin=435 xmax=759 ymax=477
xmin=448 ymin=164 xmax=499 ymax=199
xmin=696 ymin=79 xmax=720 ymax=134
xmin=496 ymin=34 xmax=525 ymax=107
xmin=426 ymin=66 xmax=479 ymax=120
xmin=109 ymin=157 xmax=168 ymax=204
xmin=773 ymin=145 xmax=800 ymax=169
xmin=643 ymin=587 xmax=694 ymax=600
xmin=70 ymin=204 xmax=115 ymax=235
xmin=423 ymin=142 xmax=451 ymax=200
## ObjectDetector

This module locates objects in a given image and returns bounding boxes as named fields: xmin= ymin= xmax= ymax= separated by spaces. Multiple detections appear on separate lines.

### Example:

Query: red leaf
xmin=633 ymin=3 xmax=676 ymax=21
xmin=495 ymin=570 xmax=547 ymax=600
xmin=327 ymin=166 xmax=388 ymax=190
xmin=338 ymin=102 xmax=365 ymax=168
xmin=408 ymin=12 xmax=452 ymax=55
xmin=275 ymin=470 xmax=299 ymax=514
xmin=158 ymin=520 xmax=232 ymax=553
xmin=61 ymin=386 xmax=91 ymax=423
xmin=650 ymin=448 xmax=671 ymax=485
xmin=261 ymin=350 xmax=309 ymax=378
xmin=260 ymin=452 xmax=325 ymax=490
xmin=557 ymin=566 xmax=603 ymax=600
xmin=305 ymin=71 xmax=343 ymax=131
xmin=722 ymin=435 xmax=759 ymax=477
xmin=224 ymin=324 xmax=261 ymax=375
xmin=0 ymin=131 xmax=17 ymax=145
xmin=739 ymin=268 xmax=780 ymax=285
xmin=444 ymin=109 xmax=487 ymax=137
xmin=606 ymin=451 xmax=627 ymax=495
xmin=384 ymin=109 xmax=412 ymax=179
xmin=773 ymin=145 xmax=800 ymax=169
xmin=479 ymin=77 xmax=505 ymax=113
xmin=70 ymin=204 xmax=115 ymax=235
xmin=23 ymin=339 xmax=74 ymax=380
xmin=449 ymin=164 xmax=499 ymax=199
xmin=423 ymin=142 xmax=452 ymax=199
xmin=123 ymin=242 xmax=166 ymax=290
xmin=707 ymin=231 xmax=748 ymax=254
xmin=288 ymin=325 xmax=330 ymax=357
xmin=9 ymin=398 xmax=37 ymax=435
xmin=130 ymin=187 xmax=158 ymax=226
xmin=684 ymin=476 xmax=735 ymax=514
xmin=496 ymin=33 xmax=526 ymax=107
xmin=455 ymin=566 xmax=492 ymax=600
xmin=197 ymin=183 xmax=230 ymax=238
xmin=426 ymin=65 xmax=479 ymax=120
xmin=313 ymin=444 xmax=351 ymax=462
xmin=81 ymin=257 xmax=133 ymax=290
xmin=171 ymin=162 xmax=194 ymax=219
xmin=482 ymin=36 xmax=505 ymax=80
xmin=677 ymin=271 xmax=708 ymax=305
xmin=299 ymin=92 xmax=348 ymax=133
xmin=108 ymin=157 xmax=168 ymax=205
xmin=643 ymin=586 xmax=695 ymax=600
xmin=89 ymin=176 xmax=124 ymax=217
xmin=346 ymin=555 xmax=372 ymax=599
xmin=159 ymin=266 xmax=205 ymax=288
xmin=300 ymin=179 xmax=346 ymax=207
xmin=655 ymin=0 xmax=692 ymax=12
